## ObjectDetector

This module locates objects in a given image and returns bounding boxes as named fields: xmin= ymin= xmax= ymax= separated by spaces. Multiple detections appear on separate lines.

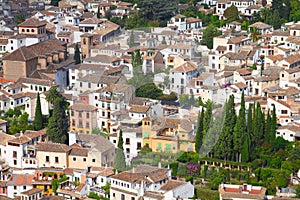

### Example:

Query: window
xmin=14 ymin=186 xmax=16 ymax=190
xmin=92 ymin=159 xmax=96 ymax=162
xmin=281 ymin=74 xmax=284 ymax=78
xmin=121 ymin=194 xmax=125 ymax=200
xmin=13 ymin=151 xmax=17 ymax=158
xmin=281 ymin=110 xmax=288 ymax=114
xmin=80 ymin=82 xmax=82 ymax=87
xmin=88 ymin=83 xmax=91 ymax=88
xmin=137 ymin=142 xmax=142 ymax=150
xmin=86 ymin=113 xmax=89 ymax=118
xmin=14 ymin=160 xmax=17 ymax=165
xmin=46 ymin=156 xmax=49 ymax=162
xmin=126 ymin=148 xmax=130 ymax=153
xmin=73 ymin=157 xmax=76 ymax=161
xmin=79 ymin=112 xmax=82 ymax=118
xmin=23 ymin=186 xmax=26 ymax=190
xmin=181 ymin=79 xmax=184 ymax=84
xmin=113 ymin=193 xmax=115 ymax=197
xmin=83 ymin=158 xmax=86 ymax=162
xmin=55 ymin=157 xmax=59 ymax=163
xmin=71 ymin=111 xmax=74 ymax=116
xmin=72 ymin=76 xmax=75 ymax=80
xmin=126 ymin=138 xmax=130 ymax=145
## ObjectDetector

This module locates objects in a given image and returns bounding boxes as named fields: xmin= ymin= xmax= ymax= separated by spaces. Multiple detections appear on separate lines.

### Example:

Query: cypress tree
xmin=195 ymin=108 xmax=204 ymax=153
xmin=74 ymin=43 xmax=81 ymax=64
xmin=46 ymin=97 xmax=69 ymax=144
xmin=270 ymin=105 xmax=277 ymax=145
xmin=97 ymin=7 xmax=101 ymax=18
xmin=114 ymin=130 xmax=126 ymax=171
xmin=129 ymin=30 xmax=135 ymax=48
xmin=241 ymin=132 xmax=250 ymax=162
xmin=264 ymin=109 xmax=271 ymax=143
xmin=252 ymin=102 xmax=264 ymax=148
xmin=233 ymin=91 xmax=246 ymax=162
xmin=216 ymin=95 xmax=236 ymax=160
xmin=203 ymin=100 xmax=212 ymax=136
xmin=33 ymin=93 xmax=43 ymax=131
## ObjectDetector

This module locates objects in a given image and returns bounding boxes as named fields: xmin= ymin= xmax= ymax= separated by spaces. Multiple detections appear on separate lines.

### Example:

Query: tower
xmin=80 ymin=33 xmax=93 ymax=59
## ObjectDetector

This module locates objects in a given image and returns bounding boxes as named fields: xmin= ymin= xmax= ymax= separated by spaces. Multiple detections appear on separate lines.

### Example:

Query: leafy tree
xmin=224 ymin=5 xmax=239 ymax=22
xmin=158 ymin=92 xmax=177 ymax=101
xmin=135 ymin=83 xmax=163 ymax=99
xmin=139 ymin=145 xmax=152 ymax=154
xmin=233 ymin=91 xmax=247 ymax=162
xmin=14 ymin=14 xmax=25 ymax=25
xmin=296 ymin=185 xmax=300 ymax=198
xmin=74 ymin=43 xmax=81 ymax=65
xmin=46 ymin=98 xmax=69 ymax=144
xmin=92 ymin=128 xmax=108 ymax=138
xmin=33 ymin=93 xmax=43 ymax=131
xmin=202 ymin=25 xmax=221 ymax=49
xmin=125 ymin=9 xmax=149 ymax=29
xmin=114 ymin=130 xmax=126 ymax=171
xmin=9 ymin=113 xmax=31 ymax=134
xmin=50 ymin=0 xmax=60 ymax=6
xmin=195 ymin=108 xmax=204 ymax=153
xmin=138 ymin=0 xmax=177 ymax=26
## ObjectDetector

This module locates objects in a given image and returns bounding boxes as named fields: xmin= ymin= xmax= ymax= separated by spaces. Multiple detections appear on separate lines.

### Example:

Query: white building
xmin=170 ymin=62 xmax=199 ymax=94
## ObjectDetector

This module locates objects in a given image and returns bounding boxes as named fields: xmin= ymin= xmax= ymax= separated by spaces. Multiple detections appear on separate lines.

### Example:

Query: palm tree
xmin=250 ymin=27 xmax=261 ymax=42
xmin=45 ymin=86 xmax=63 ymax=104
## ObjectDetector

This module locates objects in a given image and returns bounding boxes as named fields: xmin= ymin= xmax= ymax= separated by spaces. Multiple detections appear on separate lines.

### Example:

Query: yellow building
xmin=142 ymin=117 xmax=195 ymax=153
xmin=32 ymin=170 xmax=64 ymax=196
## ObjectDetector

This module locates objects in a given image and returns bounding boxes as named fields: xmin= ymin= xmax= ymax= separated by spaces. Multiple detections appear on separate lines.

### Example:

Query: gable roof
xmin=37 ymin=143 xmax=71 ymax=153
xmin=18 ymin=17 xmax=47 ymax=27
xmin=171 ymin=62 xmax=197 ymax=73
xmin=3 ymin=39 xmax=66 ymax=62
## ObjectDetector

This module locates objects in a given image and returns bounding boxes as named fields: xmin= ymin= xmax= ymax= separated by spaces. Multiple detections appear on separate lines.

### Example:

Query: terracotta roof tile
xmin=18 ymin=18 xmax=47 ymax=27
xmin=37 ymin=143 xmax=71 ymax=153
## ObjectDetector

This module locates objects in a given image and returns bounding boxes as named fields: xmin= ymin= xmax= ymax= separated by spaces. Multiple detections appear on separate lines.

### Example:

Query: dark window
xmin=46 ymin=156 xmax=49 ymax=162
xmin=55 ymin=157 xmax=59 ymax=163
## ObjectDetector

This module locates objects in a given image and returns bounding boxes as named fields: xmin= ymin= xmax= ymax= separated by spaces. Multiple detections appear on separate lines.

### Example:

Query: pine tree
xmin=46 ymin=98 xmax=69 ymax=144
xmin=233 ymin=91 xmax=246 ymax=162
xmin=74 ymin=43 xmax=81 ymax=64
xmin=114 ymin=130 xmax=126 ymax=171
xmin=195 ymin=108 xmax=204 ymax=153
xmin=33 ymin=93 xmax=43 ymax=131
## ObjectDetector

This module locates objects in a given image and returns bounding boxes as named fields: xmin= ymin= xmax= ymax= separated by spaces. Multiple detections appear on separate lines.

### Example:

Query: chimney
xmin=20 ymin=130 xmax=23 ymax=136
xmin=158 ymin=162 xmax=161 ymax=168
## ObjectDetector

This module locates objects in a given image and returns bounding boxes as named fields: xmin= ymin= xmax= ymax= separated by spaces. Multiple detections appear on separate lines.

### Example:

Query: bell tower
xmin=80 ymin=33 xmax=93 ymax=59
